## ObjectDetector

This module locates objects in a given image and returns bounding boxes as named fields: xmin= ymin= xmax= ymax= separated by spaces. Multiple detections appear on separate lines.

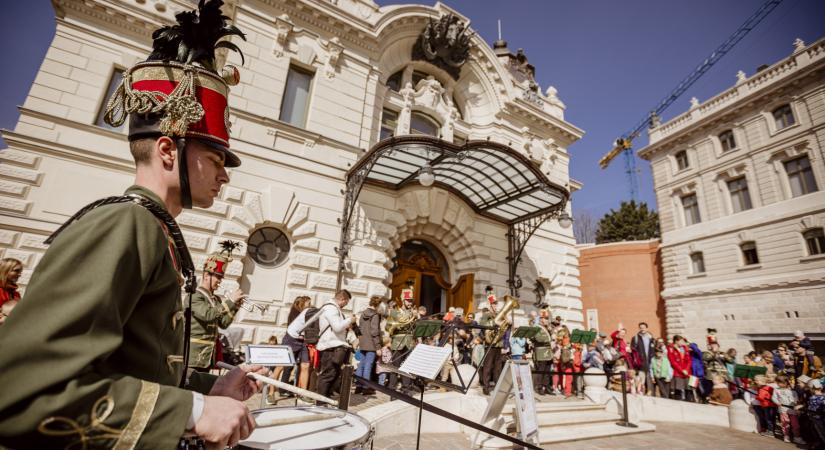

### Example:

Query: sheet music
xmin=399 ymin=344 xmax=452 ymax=380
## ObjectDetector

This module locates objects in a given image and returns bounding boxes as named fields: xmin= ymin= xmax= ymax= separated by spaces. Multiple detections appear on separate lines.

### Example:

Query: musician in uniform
xmin=387 ymin=297 xmax=417 ymax=393
xmin=479 ymin=303 xmax=507 ymax=395
xmin=0 ymin=2 xmax=266 ymax=448
xmin=190 ymin=240 xmax=246 ymax=371
xmin=531 ymin=316 xmax=554 ymax=395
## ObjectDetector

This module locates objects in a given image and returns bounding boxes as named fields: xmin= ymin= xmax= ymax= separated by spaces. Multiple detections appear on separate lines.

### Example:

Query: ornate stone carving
xmin=323 ymin=37 xmax=344 ymax=78
xmin=506 ymin=49 xmax=536 ymax=83
xmin=793 ymin=38 xmax=805 ymax=53
xmin=736 ymin=70 xmax=747 ymax=84
xmin=411 ymin=13 xmax=471 ymax=80
xmin=273 ymin=14 xmax=294 ymax=57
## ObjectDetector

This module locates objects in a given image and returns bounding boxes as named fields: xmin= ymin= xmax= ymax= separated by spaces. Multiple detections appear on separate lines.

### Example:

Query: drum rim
xmin=241 ymin=405 xmax=373 ymax=449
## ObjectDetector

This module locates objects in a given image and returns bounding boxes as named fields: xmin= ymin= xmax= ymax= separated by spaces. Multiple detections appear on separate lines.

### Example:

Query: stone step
xmin=503 ymin=402 xmax=606 ymax=416
xmin=539 ymin=421 xmax=656 ymax=444
xmin=535 ymin=410 xmax=622 ymax=427
xmin=475 ymin=422 xmax=655 ymax=449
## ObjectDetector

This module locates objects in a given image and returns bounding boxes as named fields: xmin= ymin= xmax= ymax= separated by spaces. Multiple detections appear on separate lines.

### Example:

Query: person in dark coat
xmin=355 ymin=296 xmax=383 ymax=395
xmin=630 ymin=322 xmax=656 ymax=394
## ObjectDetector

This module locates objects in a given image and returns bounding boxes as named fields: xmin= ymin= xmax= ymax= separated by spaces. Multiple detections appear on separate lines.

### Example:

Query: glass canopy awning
xmin=335 ymin=135 xmax=571 ymax=295
xmin=354 ymin=135 xmax=568 ymax=224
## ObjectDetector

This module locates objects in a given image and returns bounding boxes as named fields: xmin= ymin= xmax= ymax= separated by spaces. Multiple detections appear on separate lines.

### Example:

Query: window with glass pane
xmin=727 ymin=177 xmax=752 ymax=213
xmin=279 ymin=66 xmax=313 ymax=128
xmin=411 ymin=70 xmax=429 ymax=87
xmin=675 ymin=150 xmax=689 ymax=170
xmin=410 ymin=112 xmax=439 ymax=136
xmin=387 ymin=70 xmax=403 ymax=92
xmin=741 ymin=241 xmax=759 ymax=265
xmin=773 ymin=104 xmax=795 ymax=130
xmin=95 ymin=68 xmax=125 ymax=131
xmin=719 ymin=130 xmax=736 ymax=152
xmin=804 ymin=228 xmax=825 ymax=255
xmin=690 ymin=252 xmax=705 ymax=274
xmin=380 ymin=109 xmax=397 ymax=141
xmin=681 ymin=194 xmax=701 ymax=226
xmin=784 ymin=155 xmax=818 ymax=197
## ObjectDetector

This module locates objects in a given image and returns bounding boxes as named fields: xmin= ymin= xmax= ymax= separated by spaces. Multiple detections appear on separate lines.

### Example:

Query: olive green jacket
xmin=532 ymin=326 xmax=553 ymax=362
xmin=0 ymin=186 xmax=214 ymax=450
xmin=188 ymin=288 xmax=239 ymax=369
xmin=479 ymin=312 xmax=504 ymax=348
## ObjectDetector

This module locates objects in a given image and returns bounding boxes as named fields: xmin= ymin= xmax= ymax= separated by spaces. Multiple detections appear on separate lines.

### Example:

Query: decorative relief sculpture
xmin=411 ymin=13 xmax=471 ymax=80
xmin=273 ymin=14 xmax=294 ymax=57
xmin=323 ymin=37 xmax=344 ymax=78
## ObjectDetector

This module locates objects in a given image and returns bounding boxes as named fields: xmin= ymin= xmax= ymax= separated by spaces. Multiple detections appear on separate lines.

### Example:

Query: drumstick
xmin=255 ymin=411 xmax=345 ymax=428
xmin=216 ymin=362 xmax=338 ymax=406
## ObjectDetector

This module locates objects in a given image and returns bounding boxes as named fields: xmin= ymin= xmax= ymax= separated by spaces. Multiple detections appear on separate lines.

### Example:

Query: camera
xmin=351 ymin=323 xmax=362 ymax=337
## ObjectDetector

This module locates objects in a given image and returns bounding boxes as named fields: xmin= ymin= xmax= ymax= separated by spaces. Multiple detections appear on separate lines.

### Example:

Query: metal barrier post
xmin=616 ymin=371 xmax=637 ymax=428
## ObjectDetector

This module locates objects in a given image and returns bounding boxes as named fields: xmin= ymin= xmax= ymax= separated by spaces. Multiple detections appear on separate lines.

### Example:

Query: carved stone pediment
xmin=411 ymin=13 xmax=471 ymax=80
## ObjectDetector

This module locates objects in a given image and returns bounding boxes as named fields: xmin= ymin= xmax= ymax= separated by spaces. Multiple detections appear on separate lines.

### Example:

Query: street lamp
xmin=558 ymin=211 xmax=573 ymax=229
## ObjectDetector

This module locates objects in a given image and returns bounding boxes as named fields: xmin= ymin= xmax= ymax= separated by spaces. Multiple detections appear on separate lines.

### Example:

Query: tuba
xmin=386 ymin=307 xmax=416 ymax=335
xmin=484 ymin=295 xmax=520 ymax=345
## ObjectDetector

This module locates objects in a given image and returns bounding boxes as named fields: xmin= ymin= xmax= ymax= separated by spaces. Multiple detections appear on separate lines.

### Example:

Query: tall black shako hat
xmin=103 ymin=0 xmax=245 ymax=209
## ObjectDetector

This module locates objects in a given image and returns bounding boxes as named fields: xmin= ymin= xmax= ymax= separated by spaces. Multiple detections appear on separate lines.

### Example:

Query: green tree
xmin=595 ymin=201 xmax=660 ymax=244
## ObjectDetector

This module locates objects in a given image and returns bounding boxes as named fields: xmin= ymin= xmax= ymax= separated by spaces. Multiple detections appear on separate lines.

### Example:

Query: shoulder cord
xmin=45 ymin=194 xmax=197 ymax=387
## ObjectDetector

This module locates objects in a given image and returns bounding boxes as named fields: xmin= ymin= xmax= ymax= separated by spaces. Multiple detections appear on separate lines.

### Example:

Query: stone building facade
xmin=578 ymin=239 xmax=665 ymax=338
xmin=0 ymin=0 xmax=584 ymax=343
xmin=638 ymin=37 xmax=825 ymax=354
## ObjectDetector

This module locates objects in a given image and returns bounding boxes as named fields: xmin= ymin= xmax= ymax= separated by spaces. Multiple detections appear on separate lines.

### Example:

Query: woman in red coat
xmin=667 ymin=335 xmax=692 ymax=401
xmin=611 ymin=326 xmax=630 ymax=362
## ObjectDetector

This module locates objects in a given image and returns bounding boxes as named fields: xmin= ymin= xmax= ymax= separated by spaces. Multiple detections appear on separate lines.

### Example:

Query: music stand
xmin=512 ymin=326 xmax=540 ymax=339
xmin=244 ymin=345 xmax=296 ymax=408
xmin=570 ymin=329 xmax=597 ymax=344
xmin=733 ymin=364 xmax=767 ymax=379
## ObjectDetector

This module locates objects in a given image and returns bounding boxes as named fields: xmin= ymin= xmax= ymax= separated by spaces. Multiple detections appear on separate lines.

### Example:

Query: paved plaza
xmin=372 ymin=422 xmax=792 ymax=450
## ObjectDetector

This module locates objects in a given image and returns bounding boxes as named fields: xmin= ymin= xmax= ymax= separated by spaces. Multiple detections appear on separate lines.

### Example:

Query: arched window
xmin=804 ymin=228 xmax=825 ymax=256
xmin=410 ymin=112 xmax=439 ymax=136
xmin=386 ymin=70 xmax=403 ymax=92
xmin=773 ymin=104 xmax=795 ymax=130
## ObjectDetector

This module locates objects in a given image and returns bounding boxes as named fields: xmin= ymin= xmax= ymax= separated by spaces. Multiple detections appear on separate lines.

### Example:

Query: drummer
xmin=0 ymin=1 xmax=266 ymax=449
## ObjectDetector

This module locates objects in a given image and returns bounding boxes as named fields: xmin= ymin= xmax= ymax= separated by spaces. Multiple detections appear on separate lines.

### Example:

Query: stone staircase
xmin=472 ymin=398 xmax=655 ymax=448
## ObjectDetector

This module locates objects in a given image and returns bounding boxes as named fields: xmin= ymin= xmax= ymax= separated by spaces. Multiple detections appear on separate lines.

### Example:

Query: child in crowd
xmin=376 ymin=336 xmax=392 ymax=387
xmin=471 ymin=336 xmax=485 ymax=368
xmin=753 ymin=375 xmax=777 ymax=437
xmin=772 ymin=374 xmax=806 ymax=444
xmin=650 ymin=347 xmax=672 ymax=398
xmin=708 ymin=374 xmax=733 ymax=405
xmin=807 ymin=378 xmax=825 ymax=447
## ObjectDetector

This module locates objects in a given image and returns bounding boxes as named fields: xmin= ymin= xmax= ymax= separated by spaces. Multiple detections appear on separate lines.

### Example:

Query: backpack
xmin=302 ymin=307 xmax=322 ymax=345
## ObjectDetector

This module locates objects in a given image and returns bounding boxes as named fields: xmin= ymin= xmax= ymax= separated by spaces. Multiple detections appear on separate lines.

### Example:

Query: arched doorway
xmin=389 ymin=239 xmax=474 ymax=316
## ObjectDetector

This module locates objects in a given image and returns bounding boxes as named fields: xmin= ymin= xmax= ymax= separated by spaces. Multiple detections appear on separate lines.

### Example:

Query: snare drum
xmin=236 ymin=406 xmax=373 ymax=450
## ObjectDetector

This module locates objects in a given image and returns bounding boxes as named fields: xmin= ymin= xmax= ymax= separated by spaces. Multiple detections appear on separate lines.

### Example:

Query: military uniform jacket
xmin=188 ymin=287 xmax=239 ymax=369
xmin=532 ymin=326 xmax=553 ymax=362
xmin=389 ymin=308 xmax=415 ymax=351
xmin=0 ymin=186 xmax=214 ymax=450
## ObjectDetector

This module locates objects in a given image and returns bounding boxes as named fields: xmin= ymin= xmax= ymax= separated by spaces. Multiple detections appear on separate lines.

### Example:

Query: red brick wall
xmin=578 ymin=240 xmax=665 ymax=339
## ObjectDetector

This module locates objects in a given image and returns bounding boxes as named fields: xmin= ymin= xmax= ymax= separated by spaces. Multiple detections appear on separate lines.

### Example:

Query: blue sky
xmin=1 ymin=0 xmax=823 ymax=218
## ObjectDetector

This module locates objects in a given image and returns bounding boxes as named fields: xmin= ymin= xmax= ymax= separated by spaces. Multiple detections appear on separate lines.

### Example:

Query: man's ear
xmin=155 ymin=136 xmax=177 ymax=170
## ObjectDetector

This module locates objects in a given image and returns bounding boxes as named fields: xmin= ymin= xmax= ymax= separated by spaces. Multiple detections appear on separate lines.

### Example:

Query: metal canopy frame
xmin=335 ymin=136 xmax=569 ymax=296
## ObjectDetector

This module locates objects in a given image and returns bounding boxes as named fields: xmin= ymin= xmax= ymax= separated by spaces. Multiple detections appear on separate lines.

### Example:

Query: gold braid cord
xmin=37 ymin=381 xmax=160 ymax=450
xmin=103 ymin=66 xmax=205 ymax=137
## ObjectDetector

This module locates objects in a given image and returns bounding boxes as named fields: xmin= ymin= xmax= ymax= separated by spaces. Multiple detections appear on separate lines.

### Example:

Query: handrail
xmin=531 ymin=368 xmax=638 ymax=427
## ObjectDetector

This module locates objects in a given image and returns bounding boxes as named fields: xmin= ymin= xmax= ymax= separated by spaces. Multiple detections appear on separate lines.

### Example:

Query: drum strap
xmin=355 ymin=375 xmax=541 ymax=450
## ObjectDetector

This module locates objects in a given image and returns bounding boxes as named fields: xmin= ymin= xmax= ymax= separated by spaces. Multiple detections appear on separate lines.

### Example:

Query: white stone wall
xmin=0 ymin=0 xmax=585 ymax=342
xmin=638 ymin=38 xmax=825 ymax=352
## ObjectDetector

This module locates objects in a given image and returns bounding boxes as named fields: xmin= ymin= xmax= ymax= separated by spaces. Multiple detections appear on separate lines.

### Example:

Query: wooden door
xmin=449 ymin=273 xmax=474 ymax=315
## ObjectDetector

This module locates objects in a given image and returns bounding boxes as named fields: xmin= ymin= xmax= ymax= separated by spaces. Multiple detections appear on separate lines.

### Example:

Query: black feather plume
xmin=147 ymin=0 xmax=246 ymax=72
xmin=219 ymin=240 xmax=242 ymax=256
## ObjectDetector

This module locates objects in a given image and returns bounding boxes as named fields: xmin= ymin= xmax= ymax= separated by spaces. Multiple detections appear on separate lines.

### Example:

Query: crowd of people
xmin=266 ymin=295 xmax=824 ymax=447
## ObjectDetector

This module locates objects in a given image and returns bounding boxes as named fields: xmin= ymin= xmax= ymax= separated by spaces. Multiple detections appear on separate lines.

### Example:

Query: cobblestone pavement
xmin=372 ymin=422 xmax=793 ymax=449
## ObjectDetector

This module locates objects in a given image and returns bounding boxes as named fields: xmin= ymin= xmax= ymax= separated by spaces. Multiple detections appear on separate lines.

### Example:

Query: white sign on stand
xmin=472 ymin=360 xmax=540 ymax=448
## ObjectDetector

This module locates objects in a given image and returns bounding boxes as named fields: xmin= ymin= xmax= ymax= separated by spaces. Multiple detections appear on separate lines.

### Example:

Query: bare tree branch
xmin=573 ymin=210 xmax=598 ymax=244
